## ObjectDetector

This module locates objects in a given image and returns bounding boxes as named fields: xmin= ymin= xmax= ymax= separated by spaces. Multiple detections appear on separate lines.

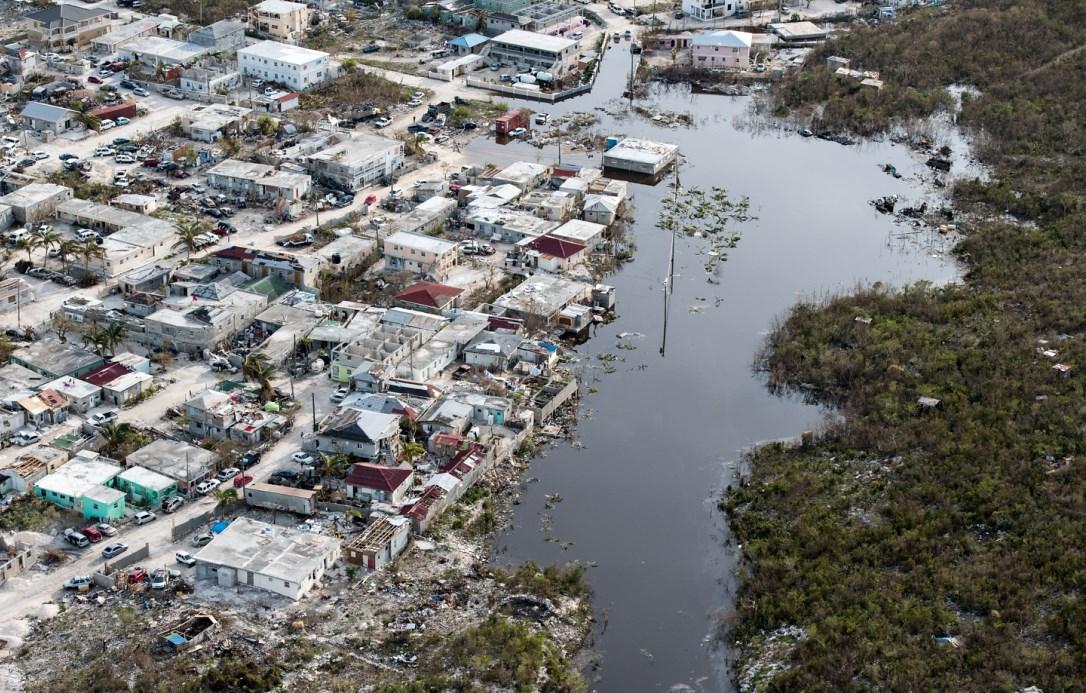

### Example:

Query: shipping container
xmin=91 ymin=102 xmax=137 ymax=121
xmin=495 ymin=108 xmax=530 ymax=135
xmin=243 ymin=482 xmax=316 ymax=516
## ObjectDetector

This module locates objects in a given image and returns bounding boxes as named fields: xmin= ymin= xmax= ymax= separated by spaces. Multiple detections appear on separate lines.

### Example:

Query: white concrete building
xmin=238 ymin=41 xmax=329 ymax=92
xmin=193 ymin=517 xmax=340 ymax=600
xmin=206 ymin=159 xmax=312 ymax=201
xmin=681 ymin=0 xmax=749 ymax=22
xmin=383 ymin=231 xmax=458 ymax=279
xmin=249 ymin=0 xmax=310 ymax=43
xmin=306 ymin=133 xmax=404 ymax=191
xmin=487 ymin=29 xmax=578 ymax=75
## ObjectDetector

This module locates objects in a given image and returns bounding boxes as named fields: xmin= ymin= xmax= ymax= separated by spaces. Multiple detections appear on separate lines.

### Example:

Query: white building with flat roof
xmin=193 ymin=517 xmax=340 ymax=600
xmin=249 ymin=0 xmax=310 ymax=43
xmin=487 ymin=29 xmax=579 ymax=75
xmin=206 ymin=159 xmax=312 ymax=201
xmin=118 ymin=36 xmax=207 ymax=66
xmin=383 ymin=231 xmax=458 ymax=279
xmin=306 ymin=133 xmax=404 ymax=191
xmin=602 ymin=138 xmax=679 ymax=176
xmin=238 ymin=40 xmax=329 ymax=92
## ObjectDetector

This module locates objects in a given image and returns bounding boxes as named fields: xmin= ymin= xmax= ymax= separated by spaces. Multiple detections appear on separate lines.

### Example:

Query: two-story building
xmin=237 ymin=41 xmax=329 ymax=92
xmin=248 ymin=0 xmax=310 ymax=43
xmin=25 ymin=5 xmax=111 ymax=49
xmin=305 ymin=407 xmax=402 ymax=463
xmin=206 ymin=159 xmax=312 ymax=201
xmin=383 ymin=231 xmax=458 ymax=279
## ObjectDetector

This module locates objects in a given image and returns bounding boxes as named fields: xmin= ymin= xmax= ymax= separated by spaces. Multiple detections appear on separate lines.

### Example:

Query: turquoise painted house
xmin=81 ymin=485 xmax=127 ymax=520
xmin=115 ymin=466 xmax=177 ymax=507
xmin=33 ymin=454 xmax=125 ymax=520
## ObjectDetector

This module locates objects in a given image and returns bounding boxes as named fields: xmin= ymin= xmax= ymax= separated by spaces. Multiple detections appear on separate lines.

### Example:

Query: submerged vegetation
xmin=728 ymin=1 xmax=1086 ymax=690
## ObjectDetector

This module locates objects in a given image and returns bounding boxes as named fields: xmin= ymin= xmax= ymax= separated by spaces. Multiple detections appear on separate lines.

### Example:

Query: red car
xmin=364 ymin=194 xmax=377 ymax=206
xmin=88 ymin=75 xmax=103 ymax=84
xmin=233 ymin=474 xmax=254 ymax=488
xmin=81 ymin=526 xmax=103 ymax=543
xmin=127 ymin=567 xmax=148 ymax=584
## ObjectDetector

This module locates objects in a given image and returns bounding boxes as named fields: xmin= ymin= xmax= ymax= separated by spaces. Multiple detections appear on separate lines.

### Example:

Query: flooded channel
xmin=467 ymin=47 xmax=961 ymax=692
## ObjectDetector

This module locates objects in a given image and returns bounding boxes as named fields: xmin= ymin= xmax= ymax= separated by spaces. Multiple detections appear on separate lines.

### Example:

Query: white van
xmin=5 ymin=227 xmax=29 ymax=245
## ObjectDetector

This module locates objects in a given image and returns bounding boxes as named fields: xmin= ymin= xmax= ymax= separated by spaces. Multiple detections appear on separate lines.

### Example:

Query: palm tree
xmin=402 ymin=441 xmax=425 ymax=466
xmin=99 ymin=422 xmax=132 ymax=457
xmin=33 ymin=227 xmax=60 ymax=268
xmin=319 ymin=453 xmax=349 ymax=480
xmin=15 ymin=235 xmax=39 ymax=265
xmin=78 ymin=237 xmax=106 ymax=275
xmin=212 ymin=487 xmax=240 ymax=506
xmin=100 ymin=322 xmax=128 ymax=357
xmin=173 ymin=220 xmax=207 ymax=260
xmin=242 ymin=353 xmax=277 ymax=402
xmin=68 ymin=100 xmax=101 ymax=133
xmin=82 ymin=327 xmax=109 ymax=356
xmin=53 ymin=239 xmax=79 ymax=273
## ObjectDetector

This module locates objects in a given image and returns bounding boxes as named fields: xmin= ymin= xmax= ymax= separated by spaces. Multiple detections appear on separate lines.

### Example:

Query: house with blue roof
xmin=448 ymin=33 xmax=490 ymax=55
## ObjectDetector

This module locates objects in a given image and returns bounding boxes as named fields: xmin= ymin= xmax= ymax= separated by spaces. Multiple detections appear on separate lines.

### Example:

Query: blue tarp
xmin=210 ymin=519 xmax=231 ymax=534
xmin=166 ymin=634 xmax=187 ymax=647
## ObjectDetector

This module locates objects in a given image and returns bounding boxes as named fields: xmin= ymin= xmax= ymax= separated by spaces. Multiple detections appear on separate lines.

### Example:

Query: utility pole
xmin=311 ymin=391 xmax=317 ymax=432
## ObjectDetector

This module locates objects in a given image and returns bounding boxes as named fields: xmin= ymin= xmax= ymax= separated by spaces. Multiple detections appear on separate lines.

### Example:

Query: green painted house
xmin=115 ymin=466 xmax=177 ymax=507
xmin=33 ymin=455 xmax=125 ymax=520
xmin=81 ymin=485 xmax=126 ymax=520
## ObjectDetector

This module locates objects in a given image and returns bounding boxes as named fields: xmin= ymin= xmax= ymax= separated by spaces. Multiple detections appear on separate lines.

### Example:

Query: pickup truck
xmin=276 ymin=232 xmax=314 ymax=248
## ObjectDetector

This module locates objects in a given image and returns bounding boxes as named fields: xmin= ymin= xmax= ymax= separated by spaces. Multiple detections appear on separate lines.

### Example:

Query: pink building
xmin=692 ymin=30 xmax=752 ymax=70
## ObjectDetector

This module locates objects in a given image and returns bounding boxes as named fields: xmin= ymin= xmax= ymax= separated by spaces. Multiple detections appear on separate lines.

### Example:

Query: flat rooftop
xmin=125 ymin=439 xmax=215 ymax=483
xmin=492 ymin=29 xmax=576 ymax=54
xmin=239 ymin=40 xmax=328 ymax=65
xmin=310 ymin=133 xmax=401 ymax=164
xmin=13 ymin=338 xmax=101 ymax=377
xmin=118 ymin=465 xmax=176 ymax=492
xmin=122 ymin=36 xmax=207 ymax=63
xmin=193 ymin=517 xmax=339 ymax=586
xmin=604 ymin=138 xmax=679 ymax=165
xmin=35 ymin=458 xmax=122 ymax=499
xmin=0 ymin=183 xmax=69 ymax=208
xmin=384 ymin=230 xmax=457 ymax=255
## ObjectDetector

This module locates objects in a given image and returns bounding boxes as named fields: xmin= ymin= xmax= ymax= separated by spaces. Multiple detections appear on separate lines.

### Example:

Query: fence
xmin=171 ymin=508 xmax=216 ymax=542
xmin=103 ymin=542 xmax=149 ymax=573
xmin=465 ymin=77 xmax=592 ymax=103
xmin=0 ymin=547 xmax=38 ymax=585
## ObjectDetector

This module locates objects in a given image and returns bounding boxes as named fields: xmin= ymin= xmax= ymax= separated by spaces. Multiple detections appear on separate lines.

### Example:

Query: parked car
xmin=251 ymin=79 xmax=264 ymax=88
xmin=164 ymin=88 xmax=184 ymax=99
xmin=194 ymin=479 xmax=219 ymax=495
xmin=86 ymin=408 xmax=118 ymax=426
xmin=102 ymin=541 xmax=128 ymax=559
xmin=127 ymin=567 xmax=148 ymax=583
xmin=88 ymin=75 xmax=102 ymax=84
xmin=81 ymin=526 xmax=103 ymax=543
xmin=216 ymin=467 xmax=240 ymax=482
xmin=94 ymin=147 xmax=116 ymax=157
xmin=191 ymin=534 xmax=213 ymax=548
xmin=239 ymin=450 xmax=261 ymax=469
xmin=95 ymin=523 xmax=118 ymax=537
xmin=508 ymin=127 xmax=527 ymax=137
xmin=330 ymin=386 xmax=349 ymax=403
xmin=115 ymin=153 xmax=135 ymax=164
xmin=268 ymin=470 xmax=300 ymax=485
xmin=119 ymin=79 xmax=136 ymax=89
xmin=52 ymin=274 xmax=77 ymax=287
xmin=64 ymin=575 xmax=94 ymax=590
xmin=362 ymin=44 xmax=380 ymax=53
xmin=99 ymin=119 xmax=115 ymax=131
xmin=150 ymin=569 xmax=169 ymax=589
xmin=115 ymin=117 xmax=130 ymax=126
xmin=291 ymin=452 xmax=316 ymax=466
xmin=233 ymin=474 xmax=253 ymax=488
xmin=175 ymin=551 xmax=196 ymax=566
xmin=133 ymin=511 xmax=156 ymax=526
xmin=161 ymin=496 xmax=184 ymax=513
xmin=374 ymin=116 xmax=393 ymax=128
xmin=132 ymin=87 xmax=149 ymax=97
xmin=407 ymin=98 xmax=422 ymax=108
xmin=63 ymin=528 xmax=89 ymax=548
xmin=12 ymin=430 xmax=40 ymax=446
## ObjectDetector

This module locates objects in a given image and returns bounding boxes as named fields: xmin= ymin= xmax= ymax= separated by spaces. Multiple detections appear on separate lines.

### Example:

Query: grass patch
xmin=0 ymin=496 xmax=63 ymax=531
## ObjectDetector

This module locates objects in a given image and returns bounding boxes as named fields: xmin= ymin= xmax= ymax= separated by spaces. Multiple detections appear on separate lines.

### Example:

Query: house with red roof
xmin=521 ymin=234 xmax=587 ymax=272
xmin=394 ymin=281 xmax=464 ymax=315
xmin=345 ymin=462 xmax=414 ymax=505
